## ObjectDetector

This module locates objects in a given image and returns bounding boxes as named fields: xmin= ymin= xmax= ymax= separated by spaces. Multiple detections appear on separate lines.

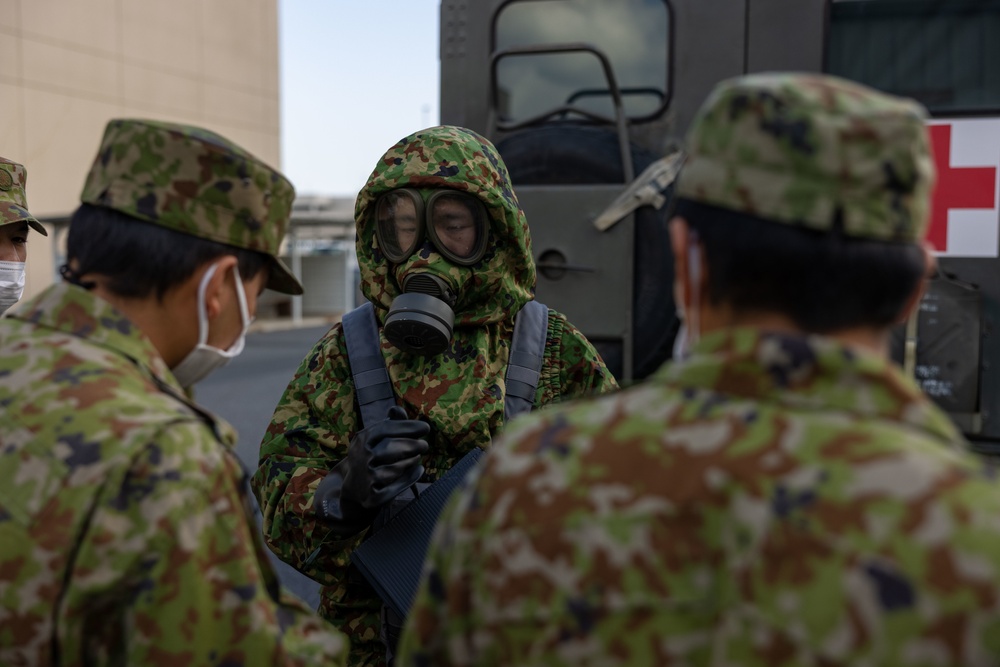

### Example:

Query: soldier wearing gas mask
xmin=252 ymin=125 xmax=617 ymax=667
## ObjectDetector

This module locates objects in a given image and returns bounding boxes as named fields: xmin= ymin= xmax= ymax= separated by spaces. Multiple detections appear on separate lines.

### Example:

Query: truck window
xmin=493 ymin=0 xmax=671 ymax=124
xmin=827 ymin=0 xmax=1000 ymax=113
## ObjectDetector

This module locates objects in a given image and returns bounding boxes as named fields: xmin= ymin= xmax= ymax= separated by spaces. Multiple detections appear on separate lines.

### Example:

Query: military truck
xmin=439 ymin=0 xmax=1000 ymax=452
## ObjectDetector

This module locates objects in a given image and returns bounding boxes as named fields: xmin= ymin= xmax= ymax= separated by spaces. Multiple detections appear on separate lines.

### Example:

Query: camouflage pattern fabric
xmin=253 ymin=125 xmax=617 ymax=666
xmin=80 ymin=118 xmax=302 ymax=294
xmin=0 ymin=283 xmax=347 ymax=666
xmin=399 ymin=327 xmax=1000 ymax=667
xmin=0 ymin=157 xmax=47 ymax=235
xmin=676 ymin=73 xmax=934 ymax=243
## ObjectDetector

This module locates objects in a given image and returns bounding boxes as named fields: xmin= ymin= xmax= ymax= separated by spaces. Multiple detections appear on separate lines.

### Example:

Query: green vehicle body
xmin=439 ymin=0 xmax=1000 ymax=453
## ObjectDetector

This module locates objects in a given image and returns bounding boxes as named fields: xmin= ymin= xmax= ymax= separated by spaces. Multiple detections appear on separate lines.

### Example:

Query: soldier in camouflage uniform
xmin=398 ymin=74 xmax=1000 ymax=667
xmin=0 ymin=119 xmax=347 ymax=666
xmin=253 ymin=125 xmax=617 ymax=666
xmin=0 ymin=157 xmax=48 ymax=314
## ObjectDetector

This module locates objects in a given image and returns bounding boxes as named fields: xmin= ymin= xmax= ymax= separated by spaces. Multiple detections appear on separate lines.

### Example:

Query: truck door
xmin=440 ymin=0 xmax=831 ymax=382
xmin=486 ymin=0 xmax=679 ymax=382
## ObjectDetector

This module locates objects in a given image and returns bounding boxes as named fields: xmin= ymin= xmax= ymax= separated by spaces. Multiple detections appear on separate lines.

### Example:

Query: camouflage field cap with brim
xmin=80 ymin=118 xmax=303 ymax=294
xmin=0 ymin=157 xmax=48 ymax=236
xmin=676 ymin=72 xmax=935 ymax=243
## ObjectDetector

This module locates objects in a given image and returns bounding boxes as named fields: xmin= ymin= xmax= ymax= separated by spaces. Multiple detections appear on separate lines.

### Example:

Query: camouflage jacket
xmin=253 ymin=126 xmax=618 ymax=667
xmin=0 ymin=283 xmax=346 ymax=666
xmin=399 ymin=327 xmax=1000 ymax=667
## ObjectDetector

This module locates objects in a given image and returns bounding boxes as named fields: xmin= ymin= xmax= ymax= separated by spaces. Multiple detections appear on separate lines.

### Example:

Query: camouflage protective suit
xmin=253 ymin=125 xmax=617 ymax=666
xmin=400 ymin=327 xmax=1000 ymax=666
xmin=0 ymin=284 xmax=345 ymax=666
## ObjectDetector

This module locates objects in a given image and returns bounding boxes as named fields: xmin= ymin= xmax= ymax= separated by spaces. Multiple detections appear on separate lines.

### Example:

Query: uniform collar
xmin=12 ymin=283 xmax=236 ymax=444
xmin=657 ymin=327 xmax=964 ymax=449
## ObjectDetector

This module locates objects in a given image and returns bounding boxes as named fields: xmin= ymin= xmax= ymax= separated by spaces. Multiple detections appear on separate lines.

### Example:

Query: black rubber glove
xmin=314 ymin=406 xmax=430 ymax=536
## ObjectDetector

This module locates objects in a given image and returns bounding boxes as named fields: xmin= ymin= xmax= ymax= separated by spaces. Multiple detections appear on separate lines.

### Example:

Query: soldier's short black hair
xmin=675 ymin=198 xmax=926 ymax=333
xmin=64 ymin=204 xmax=270 ymax=301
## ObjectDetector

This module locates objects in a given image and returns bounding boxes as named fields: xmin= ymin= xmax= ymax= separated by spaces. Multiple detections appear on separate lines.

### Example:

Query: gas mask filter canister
xmin=384 ymin=273 xmax=456 ymax=356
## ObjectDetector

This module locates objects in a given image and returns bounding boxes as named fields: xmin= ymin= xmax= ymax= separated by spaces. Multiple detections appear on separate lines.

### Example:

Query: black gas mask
xmin=374 ymin=188 xmax=489 ymax=356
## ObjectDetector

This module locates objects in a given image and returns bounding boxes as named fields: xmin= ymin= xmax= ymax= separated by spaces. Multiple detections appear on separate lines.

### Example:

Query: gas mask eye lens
xmin=426 ymin=191 xmax=489 ymax=265
xmin=375 ymin=188 xmax=489 ymax=266
xmin=375 ymin=190 xmax=423 ymax=263
xmin=429 ymin=196 xmax=477 ymax=259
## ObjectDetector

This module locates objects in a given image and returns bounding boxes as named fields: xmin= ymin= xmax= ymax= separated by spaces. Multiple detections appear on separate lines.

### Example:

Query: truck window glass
xmin=827 ymin=0 xmax=1000 ymax=113
xmin=493 ymin=0 xmax=670 ymax=124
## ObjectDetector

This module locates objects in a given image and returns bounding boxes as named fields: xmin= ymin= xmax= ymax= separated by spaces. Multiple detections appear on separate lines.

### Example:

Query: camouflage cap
xmin=676 ymin=73 xmax=934 ymax=243
xmin=0 ymin=158 xmax=48 ymax=236
xmin=80 ymin=119 xmax=303 ymax=294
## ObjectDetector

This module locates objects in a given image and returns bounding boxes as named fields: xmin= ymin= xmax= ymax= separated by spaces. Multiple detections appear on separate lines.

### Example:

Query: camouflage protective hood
xmin=354 ymin=125 xmax=536 ymax=326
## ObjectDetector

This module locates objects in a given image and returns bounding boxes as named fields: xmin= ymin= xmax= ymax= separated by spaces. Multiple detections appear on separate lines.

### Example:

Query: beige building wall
xmin=0 ymin=0 xmax=281 ymax=301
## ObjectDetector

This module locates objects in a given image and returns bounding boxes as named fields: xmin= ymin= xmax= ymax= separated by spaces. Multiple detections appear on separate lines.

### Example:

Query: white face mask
xmin=672 ymin=233 xmax=701 ymax=362
xmin=171 ymin=262 xmax=251 ymax=388
xmin=0 ymin=260 xmax=26 ymax=315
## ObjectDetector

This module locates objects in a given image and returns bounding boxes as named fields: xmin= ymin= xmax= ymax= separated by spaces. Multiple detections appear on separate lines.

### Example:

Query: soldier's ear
xmin=202 ymin=255 xmax=239 ymax=321
xmin=669 ymin=217 xmax=704 ymax=314
xmin=669 ymin=217 xmax=685 ymax=310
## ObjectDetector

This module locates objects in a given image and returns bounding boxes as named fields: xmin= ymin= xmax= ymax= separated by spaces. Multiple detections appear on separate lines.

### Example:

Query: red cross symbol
xmin=928 ymin=124 xmax=997 ymax=252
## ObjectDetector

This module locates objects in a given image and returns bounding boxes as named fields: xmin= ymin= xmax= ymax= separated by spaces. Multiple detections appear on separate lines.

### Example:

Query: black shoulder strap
xmin=344 ymin=300 xmax=547 ymax=427
xmin=504 ymin=300 xmax=549 ymax=423
xmin=342 ymin=302 xmax=395 ymax=429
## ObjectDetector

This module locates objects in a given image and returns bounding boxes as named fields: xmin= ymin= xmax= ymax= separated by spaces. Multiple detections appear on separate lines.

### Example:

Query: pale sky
xmin=278 ymin=1 xmax=441 ymax=197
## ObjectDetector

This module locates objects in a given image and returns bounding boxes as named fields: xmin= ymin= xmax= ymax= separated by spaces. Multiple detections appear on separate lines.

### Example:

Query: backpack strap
xmin=504 ymin=300 xmax=549 ymax=423
xmin=342 ymin=302 xmax=395 ymax=429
